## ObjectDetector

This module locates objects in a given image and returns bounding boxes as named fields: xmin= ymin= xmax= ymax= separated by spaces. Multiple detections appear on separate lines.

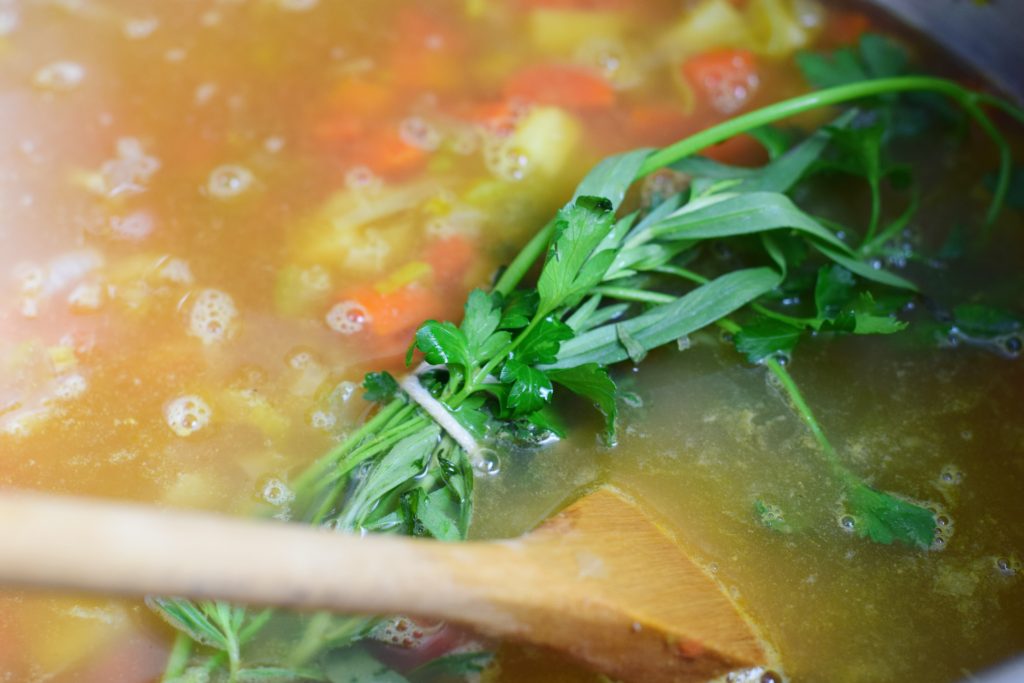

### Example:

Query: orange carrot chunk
xmin=426 ymin=235 xmax=478 ymax=286
xmin=343 ymin=284 xmax=446 ymax=338
xmin=504 ymin=64 xmax=615 ymax=109
xmin=681 ymin=49 xmax=759 ymax=116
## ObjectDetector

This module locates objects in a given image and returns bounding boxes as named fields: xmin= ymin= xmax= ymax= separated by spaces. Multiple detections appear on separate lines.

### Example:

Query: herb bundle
xmin=156 ymin=38 xmax=1024 ymax=683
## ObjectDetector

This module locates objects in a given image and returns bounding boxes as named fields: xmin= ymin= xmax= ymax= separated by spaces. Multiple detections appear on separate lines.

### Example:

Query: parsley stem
xmin=493 ymin=217 xmax=556 ymax=297
xmin=639 ymin=76 xmax=1012 ymax=227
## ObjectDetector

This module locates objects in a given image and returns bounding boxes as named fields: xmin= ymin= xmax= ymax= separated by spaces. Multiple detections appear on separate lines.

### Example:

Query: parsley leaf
xmin=537 ymin=195 xmax=618 ymax=314
xmin=499 ymin=359 xmax=553 ymax=416
xmin=498 ymin=290 xmax=539 ymax=330
xmin=415 ymin=321 xmax=471 ymax=370
xmin=734 ymin=318 xmax=803 ymax=363
xmin=546 ymin=363 xmax=617 ymax=442
xmin=515 ymin=315 xmax=574 ymax=365
xmin=362 ymin=371 xmax=399 ymax=403
xmin=845 ymin=484 xmax=935 ymax=548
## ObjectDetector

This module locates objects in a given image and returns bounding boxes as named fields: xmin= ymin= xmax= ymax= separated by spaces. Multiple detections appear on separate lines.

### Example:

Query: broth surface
xmin=0 ymin=1 xmax=1021 ymax=682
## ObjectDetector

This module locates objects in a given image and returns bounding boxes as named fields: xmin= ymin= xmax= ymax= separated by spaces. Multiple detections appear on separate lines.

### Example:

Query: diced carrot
xmin=325 ymin=78 xmax=397 ymax=120
xmin=504 ymin=64 xmax=615 ymax=109
xmin=700 ymin=133 xmax=767 ymax=166
xmin=825 ymin=11 xmax=871 ymax=46
xmin=351 ymin=127 xmax=428 ymax=178
xmin=311 ymin=114 xmax=365 ymax=145
xmin=681 ymin=49 xmax=759 ymax=115
xmin=425 ymin=235 xmax=478 ymax=286
xmin=342 ymin=284 xmax=447 ymax=338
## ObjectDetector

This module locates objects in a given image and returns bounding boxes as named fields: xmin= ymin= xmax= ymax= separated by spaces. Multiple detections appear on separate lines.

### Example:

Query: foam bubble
xmin=344 ymin=165 xmax=381 ymax=192
xmin=398 ymin=116 xmax=442 ymax=152
xmin=310 ymin=410 xmax=336 ymax=431
xmin=261 ymin=478 xmax=295 ymax=506
xmin=483 ymin=137 xmax=531 ymax=181
xmin=369 ymin=617 xmax=443 ymax=649
xmin=123 ymin=16 xmax=159 ymax=39
xmin=110 ymin=210 xmax=155 ymax=241
xmin=286 ymin=347 xmax=319 ymax=369
xmin=0 ymin=8 xmax=20 ymax=36
xmin=33 ymin=61 xmax=85 ymax=92
xmin=188 ymin=288 xmax=239 ymax=344
xmin=278 ymin=0 xmax=318 ymax=10
xmin=326 ymin=300 xmax=369 ymax=335
xmin=164 ymin=395 xmax=212 ymax=437
xmin=99 ymin=138 xmax=161 ymax=197
xmin=207 ymin=164 xmax=254 ymax=199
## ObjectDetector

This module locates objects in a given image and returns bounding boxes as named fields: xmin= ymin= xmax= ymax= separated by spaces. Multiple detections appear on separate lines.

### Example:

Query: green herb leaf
xmin=549 ymin=267 xmax=781 ymax=369
xmin=523 ymin=404 xmax=568 ymax=440
xmin=814 ymin=264 xmax=856 ymax=320
xmin=499 ymin=359 xmax=554 ymax=416
xmin=572 ymin=148 xmax=652 ymax=210
xmin=652 ymin=191 xmax=853 ymax=255
xmin=546 ymin=363 xmax=617 ymax=441
xmin=847 ymin=292 xmax=908 ymax=334
xmin=515 ymin=315 xmax=575 ymax=365
xmin=362 ymin=371 xmax=399 ymax=403
xmin=324 ymin=648 xmax=409 ymax=683
xmin=498 ymin=290 xmax=539 ymax=330
xmin=796 ymin=47 xmax=867 ymax=89
xmin=952 ymin=304 xmax=1023 ymax=336
xmin=615 ymin=324 xmax=647 ymax=364
xmin=415 ymin=321 xmax=471 ymax=369
xmin=845 ymin=484 xmax=935 ymax=548
xmin=734 ymin=318 xmax=803 ymax=363
xmin=537 ymin=196 xmax=617 ymax=313
xmin=410 ymin=651 xmax=494 ymax=681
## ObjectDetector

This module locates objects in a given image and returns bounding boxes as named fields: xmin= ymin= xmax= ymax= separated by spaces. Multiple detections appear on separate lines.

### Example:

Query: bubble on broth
xmin=110 ymin=210 xmax=155 ymax=241
xmin=188 ymin=288 xmax=239 ymax=344
xmin=157 ymin=257 xmax=195 ymax=285
xmin=45 ymin=249 xmax=104 ymax=295
xmin=310 ymin=410 xmax=336 ymax=431
xmin=67 ymin=282 xmax=104 ymax=313
xmin=483 ymin=137 xmax=531 ymax=181
xmin=399 ymin=116 xmax=442 ymax=152
xmin=164 ymin=395 xmax=212 ymax=437
xmin=53 ymin=373 xmax=88 ymax=400
xmin=207 ymin=164 xmax=254 ymax=199
xmin=278 ymin=0 xmax=319 ymax=11
xmin=122 ymin=16 xmax=159 ymax=39
xmin=326 ymin=300 xmax=370 ymax=334
xmin=164 ymin=47 xmax=187 ymax=63
xmin=193 ymin=82 xmax=219 ymax=106
xmin=837 ymin=513 xmax=857 ymax=533
xmin=298 ymin=264 xmax=331 ymax=292
xmin=575 ymin=37 xmax=640 ymax=89
xmin=264 ymin=135 xmax=285 ymax=153
xmin=344 ymin=165 xmax=382 ymax=192
xmin=261 ymin=477 xmax=295 ymax=506
xmin=32 ymin=60 xmax=85 ymax=92
xmin=994 ymin=556 xmax=1020 ymax=578
xmin=472 ymin=448 xmax=501 ymax=476
xmin=286 ymin=347 xmax=319 ymax=370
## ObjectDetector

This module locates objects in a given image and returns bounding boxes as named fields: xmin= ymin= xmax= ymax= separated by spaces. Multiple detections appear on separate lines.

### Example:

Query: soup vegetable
xmin=1 ymin=1 xmax=1022 ymax=682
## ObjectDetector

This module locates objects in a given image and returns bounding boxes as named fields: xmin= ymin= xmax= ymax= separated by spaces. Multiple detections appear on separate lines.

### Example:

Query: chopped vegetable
xmin=504 ymin=64 xmax=616 ymax=109
xmin=682 ymin=49 xmax=759 ymax=115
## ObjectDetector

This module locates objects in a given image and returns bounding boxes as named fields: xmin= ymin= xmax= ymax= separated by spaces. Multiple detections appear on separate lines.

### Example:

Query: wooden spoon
xmin=0 ymin=486 xmax=768 ymax=682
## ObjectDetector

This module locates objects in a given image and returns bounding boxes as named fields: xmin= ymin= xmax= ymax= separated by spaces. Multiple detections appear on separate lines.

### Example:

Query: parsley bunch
xmin=156 ymin=38 xmax=1024 ymax=683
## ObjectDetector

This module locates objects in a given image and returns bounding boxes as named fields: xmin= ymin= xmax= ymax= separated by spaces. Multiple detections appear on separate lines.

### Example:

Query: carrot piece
xmin=504 ymin=64 xmax=615 ymax=109
xmin=342 ymin=284 xmax=446 ymax=338
xmin=825 ymin=11 xmax=871 ymax=46
xmin=681 ymin=49 xmax=759 ymax=115
xmin=425 ymin=235 xmax=478 ymax=286
xmin=352 ymin=127 xmax=428 ymax=178
xmin=700 ymin=133 xmax=767 ymax=166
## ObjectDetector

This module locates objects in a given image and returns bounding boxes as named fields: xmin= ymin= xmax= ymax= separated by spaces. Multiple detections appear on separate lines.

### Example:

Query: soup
xmin=0 ymin=1 xmax=1021 ymax=682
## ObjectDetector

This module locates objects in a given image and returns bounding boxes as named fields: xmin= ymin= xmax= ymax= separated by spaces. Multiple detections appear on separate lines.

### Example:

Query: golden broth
xmin=0 ymin=0 xmax=1021 ymax=682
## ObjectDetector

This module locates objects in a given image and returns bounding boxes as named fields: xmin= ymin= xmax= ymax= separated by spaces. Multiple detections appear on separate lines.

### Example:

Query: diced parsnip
xmin=219 ymin=387 xmax=291 ymax=439
xmin=659 ymin=0 xmax=752 ymax=59
xmin=294 ymin=181 xmax=438 ymax=269
xmin=528 ymin=8 xmax=629 ymax=54
xmin=746 ymin=0 xmax=816 ymax=57
xmin=508 ymin=106 xmax=582 ymax=179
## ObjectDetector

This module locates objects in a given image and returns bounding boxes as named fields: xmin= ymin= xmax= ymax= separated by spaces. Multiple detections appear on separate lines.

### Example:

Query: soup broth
xmin=0 ymin=1 xmax=1021 ymax=682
